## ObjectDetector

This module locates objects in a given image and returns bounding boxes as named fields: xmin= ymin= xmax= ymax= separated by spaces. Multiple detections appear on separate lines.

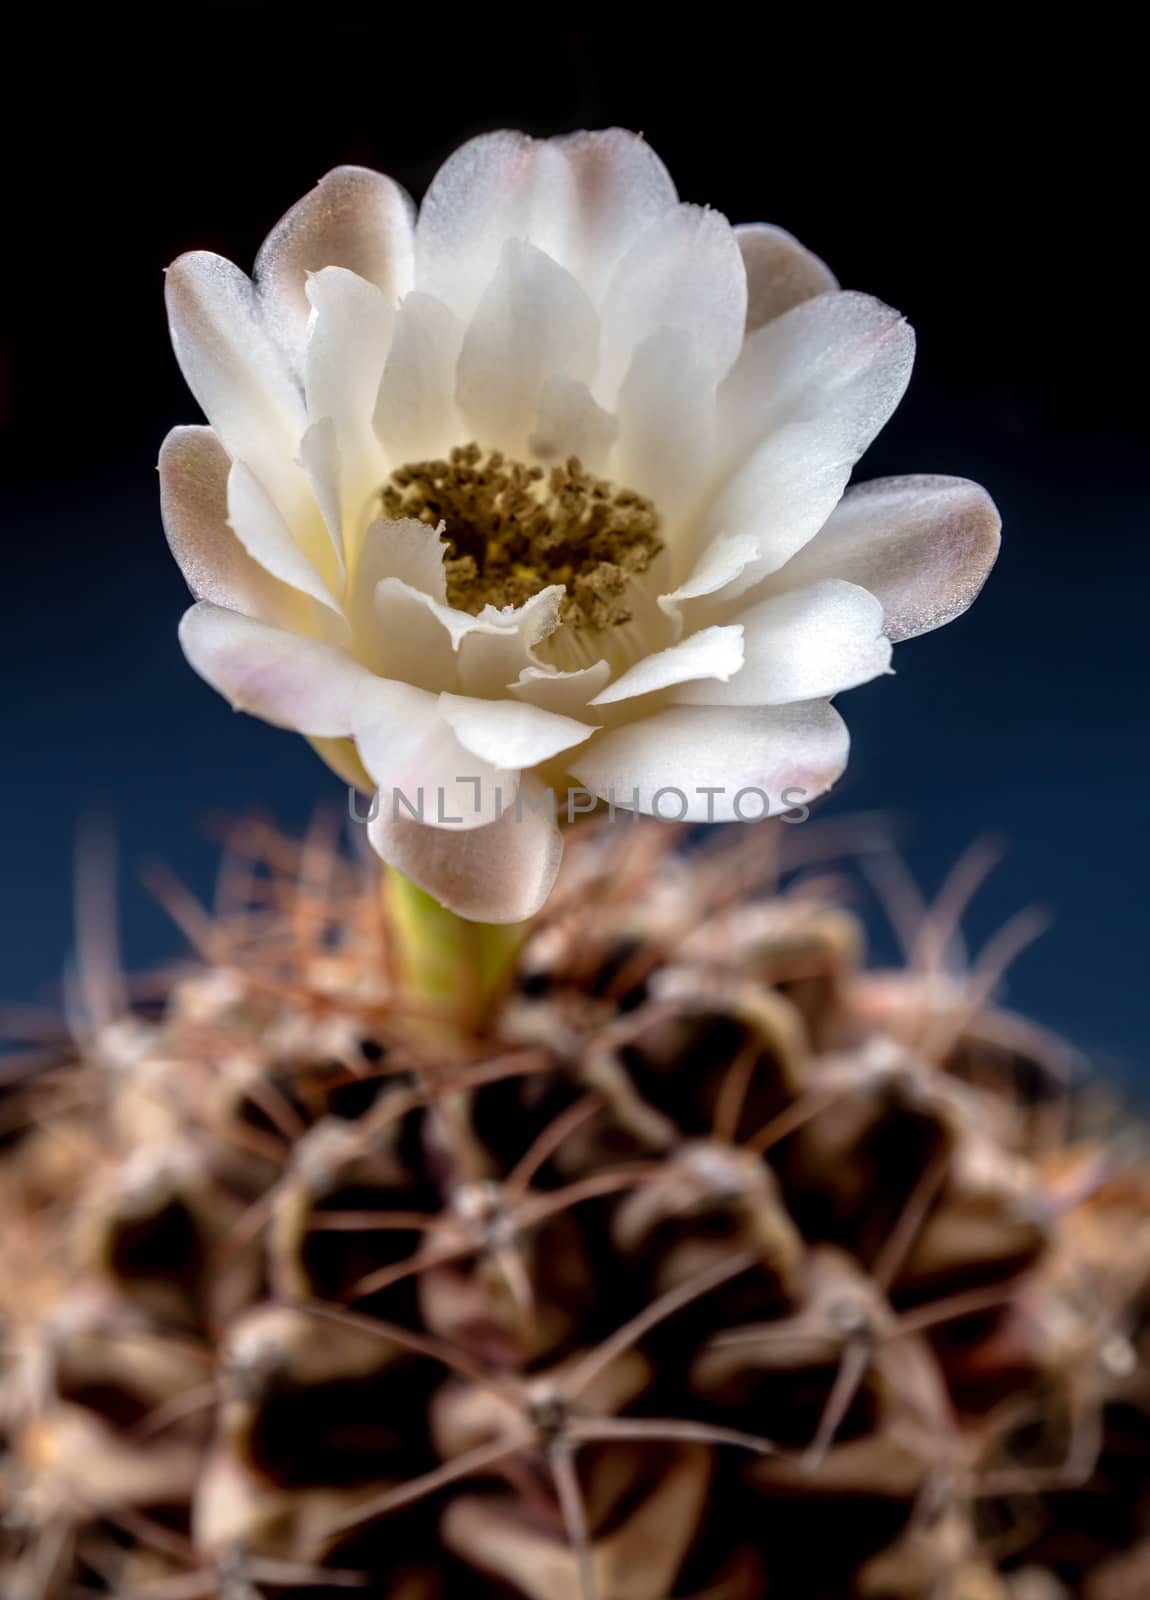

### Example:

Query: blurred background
xmin=1 ymin=16 xmax=1145 ymax=1077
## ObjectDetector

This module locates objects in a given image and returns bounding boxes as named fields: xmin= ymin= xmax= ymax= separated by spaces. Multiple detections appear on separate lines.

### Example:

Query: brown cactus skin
xmin=1 ymin=819 xmax=1148 ymax=1600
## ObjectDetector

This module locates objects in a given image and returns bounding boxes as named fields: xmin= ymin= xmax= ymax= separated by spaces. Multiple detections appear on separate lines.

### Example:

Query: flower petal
xmin=736 ymin=223 xmax=838 ymax=332
xmin=682 ymin=418 xmax=857 ymax=608
xmin=356 ymin=516 xmax=448 ymax=602
xmin=675 ymin=581 xmax=890 ymax=706
xmin=178 ymin=603 xmax=369 ymax=736
xmin=226 ymin=461 xmax=343 ymax=618
xmin=714 ymin=290 xmax=915 ymax=484
xmin=352 ymin=677 xmax=510 ymax=831
xmin=597 ymin=205 xmax=747 ymax=399
xmin=614 ymin=329 xmax=715 ymax=508
xmin=298 ymin=418 xmax=345 ymax=581
xmin=766 ymin=475 xmax=1002 ymax=642
xmin=553 ymin=128 xmax=679 ymax=302
xmin=511 ymin=661 xmax=613 ymax=717
xmin=164 ymin=252 xmax=309 ymax=524
xmin=590 ymin=625 xmax=744 ymax=707
xmin=456 ymin=240 xmax=598 ymax=454
xmin=528 ymin=376 xmax=618 ymax=473
xmin=304 ymin=267 xmax=392 ymax=544
xmin=572 ymin=699 xmax=849 ymax=821
xmin=367 ymin=578 xmax=459 ymax=691
xmin=415 ymin=132 xmax=575 ymax=325
xmin=415 ymin=129 xmax=680 ymax=325
xmin=159 ymin=426 xmax=289 ymax=624
xmin=454 ymin=588 xmax=566 ymax=698
xmin=367 ymin=777 xmax=563 ymax=923
xmin=255 ymin=165 xmax=414 ymax=368
xmin=374 ymin=291 xmax=464 ymax=463
xmin=439 ymin=693 xmax=594 ymax=769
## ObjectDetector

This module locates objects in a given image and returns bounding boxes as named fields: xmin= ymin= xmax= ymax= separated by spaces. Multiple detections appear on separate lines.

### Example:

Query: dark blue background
xmin=2 ymin=19 xmax=1146 ymax=1079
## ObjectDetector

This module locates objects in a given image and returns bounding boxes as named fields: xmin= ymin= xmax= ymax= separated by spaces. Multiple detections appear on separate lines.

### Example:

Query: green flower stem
xmin=383 ymin=871 xmax=528 ymax=1032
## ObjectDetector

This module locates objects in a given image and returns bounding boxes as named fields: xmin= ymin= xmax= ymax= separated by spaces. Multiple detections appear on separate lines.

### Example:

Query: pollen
xmin=380 ymin=444 xmax=663 ymax=630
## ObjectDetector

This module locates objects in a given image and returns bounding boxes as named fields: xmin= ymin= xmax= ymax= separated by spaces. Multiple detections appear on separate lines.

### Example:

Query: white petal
xmin=368 ymin=578 xmax=459 ymax=691
xmin=572 ymin=700 xmax=849 ymax=821
xmin=374 ymin=291 xmax=464 ymax=463
xmin=614 ymin=329 xmax=715 ymax=508
xmin=350 ymin=523 xmax=449 ymax=677
xmin=356 ymin=516 xmax=448 ymax=601
xmin=304 ymin=267 xmax=392 ymax=541
xmin=660 ymin=530 xmax=762 ymax=615
xmin=255 ymin=166 xmax=414 ymax=368
xmin=553 ymin=129 xmax=679 ymax=303
xmin=686 ymin=418 xmax=857 ymax=605
xmin=439 ymin=694 xmax=593 ymax=769
xmin=454 ymin=587 xmax=566 ymax=698
xmin=766 ymin=475 xmax=1002 ymax=642
xmin=456 ymin=240 xmax=598 ymax=454
xmin=226 ymin=461 xmax=343 ymax=617
xmin=511 ymin=661 xmax=613 ymax=717
xmin=528 ymin=376 xmax=618 ymax=473
xmin=298 ymin=418 xmax=345 ymax=580
xmin=415 ymin=132 xmax=575 ymax=325
xmin=590 ymin=625 xmax=744 ymax=706
xmin=597 ymin=205 xmax=747 ymax=399
xmin=179 ymin=603 xmax=369 ymax=736
xmin=368 ymin=777 xmax=563 ymax=923
xmin=736 ymin=223 xmax=838 ymax=332
xmin=353 ymin=678 xmax=510 ymax=831
xmin=159 ymin=426 xmax=289 ymax=624
xmin=415 ymin=129 xmax=680 ymax=325
xmin=675 ymin=580 xmax=890 ymax=706
xmin=164 ymin=252 xmax=309 ymax=524
xmin=715 ymin=290 xmax=914 ymax=483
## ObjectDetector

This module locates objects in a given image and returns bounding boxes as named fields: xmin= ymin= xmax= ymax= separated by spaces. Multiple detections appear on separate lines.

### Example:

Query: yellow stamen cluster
xmin=380 ymin=444 xmax=663 ymax=630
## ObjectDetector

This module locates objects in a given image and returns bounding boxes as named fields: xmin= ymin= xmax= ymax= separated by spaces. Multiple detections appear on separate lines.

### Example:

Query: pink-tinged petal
xmin=164 ymin=252 xmax=309 ymax=524
xmin=736 ymin=223 xmax=838 ymax=332
xmin=368 ymin=777 xmax=564 ymax=923
xmin=511 ymin=661 xmax=613 ymax=717
xmin=160 ymin=426 xmax=290 ymax=625
xmin=304 ymin=267 xmax=392 ymax=540
xmin=415 ymin=132 xmax=575 ymax=325
xmin=675 ymin=580 xmax=890 ymax=706
xmin=598 ymin=205 xmax=747 ymax=399
xmin=374 ymin=291 xmax=464 ymax=463
xmin=572 ymin=699 xmax=849 ymax=821
xmin=614 ymin=329 xmax=715 ymax=507
xmin=255 ymin=165 xmax=415 ymax=368
xmin=352 ymin=677 xmax=510 ymax=831
xmin=553 ymin=129 xmax=679 ymax=303
xmin=226 ymin=461 xmax=344 ymax=619
xmin=715 ymin=290 xmax=915 ymax=483
xmin=591 ymin=625 xmax=744 ymax=707
xmin=528 ymin=376 xmax=618 ymax=473
xmin=456 ymin=240 xmax=599 ymax=454
xmin=439 ymin=693 xmax=594 ymax=769
xmin=767 ymin=475 xmax=1002 ymax=642
xmin=178 ymin=603 xmax=370 ymax=736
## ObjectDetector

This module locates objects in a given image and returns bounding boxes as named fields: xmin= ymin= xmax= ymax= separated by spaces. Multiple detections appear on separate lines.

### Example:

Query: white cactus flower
xmin=161 ymin=129 xmax=1000 ymax=922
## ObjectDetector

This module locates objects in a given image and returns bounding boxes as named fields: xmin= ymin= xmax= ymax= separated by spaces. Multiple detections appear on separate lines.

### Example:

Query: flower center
xmin=380 ymin=444 xmax=663 ymax=630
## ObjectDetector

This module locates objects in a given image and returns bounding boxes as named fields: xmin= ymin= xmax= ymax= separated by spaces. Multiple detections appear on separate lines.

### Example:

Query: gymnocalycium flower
xmin=161 ymin=129 xmax=1000 ymax=921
